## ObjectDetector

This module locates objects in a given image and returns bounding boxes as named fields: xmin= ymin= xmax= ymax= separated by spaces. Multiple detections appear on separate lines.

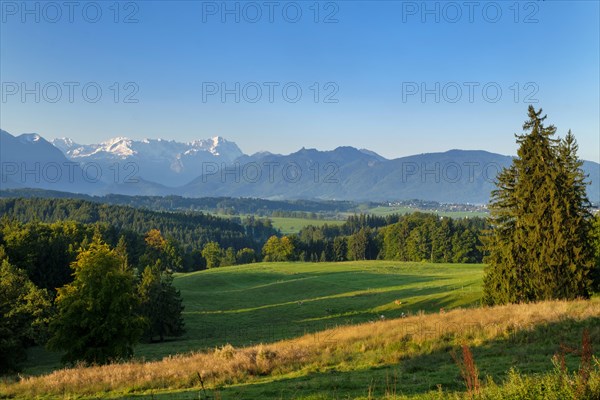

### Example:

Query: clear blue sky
xmin=1 ymin=0 xmax=599 ymax=161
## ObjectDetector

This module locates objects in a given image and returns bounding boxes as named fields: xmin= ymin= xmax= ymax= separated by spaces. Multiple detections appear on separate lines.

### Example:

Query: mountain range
xmin=1 ymin=130 xmax=598 ymax=204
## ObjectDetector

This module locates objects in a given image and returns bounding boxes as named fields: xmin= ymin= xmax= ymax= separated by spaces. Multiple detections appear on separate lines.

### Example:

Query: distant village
xmin=384 ymin=199 xmax=489 ymax=214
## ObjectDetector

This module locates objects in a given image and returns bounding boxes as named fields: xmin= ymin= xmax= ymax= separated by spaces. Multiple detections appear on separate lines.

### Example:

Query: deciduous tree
xmin=0 ymin=257 xmax=51 ymax=373
xmin=262 ymin=236 xmax=295 ymax=262
xmin=201 ymin=241 xmax=223 ymax=268
xmin=47 ymin=239 xmax=145 ymax=364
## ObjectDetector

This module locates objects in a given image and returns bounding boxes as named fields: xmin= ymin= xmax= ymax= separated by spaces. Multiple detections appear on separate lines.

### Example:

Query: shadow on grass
xmin=182 ymin=283 xmax=472 ymax=347
xmin=19 ymin=279 xmax=477 ymax=377
xmin=179 ymin=270 xmax=446 ymax=311
xmin=130 ymin=316 xmax=599 ymax=399
xmin=20 ymin=278 xmax=473 ymax=376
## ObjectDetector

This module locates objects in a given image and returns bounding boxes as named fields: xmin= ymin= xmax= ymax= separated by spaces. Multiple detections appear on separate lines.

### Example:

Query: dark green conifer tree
xmin=483 ymin=106 xmax=595 ymax=304
xmin=138 ymin=264 xmax=185 ymax=342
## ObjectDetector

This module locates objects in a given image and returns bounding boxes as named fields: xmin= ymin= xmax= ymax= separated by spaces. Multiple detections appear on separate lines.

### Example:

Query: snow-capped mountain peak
xmin=49 ymin=135 xmax=244 ymax=186
xmin=52 ymin=137 xmax=78 ymax=150
xmin=19 ymin=133 xmax=43 ymax=143
xmin=185 ymin=136 xmax=242 ymax=158
xmin=52 ymin=135 xmax=243 ymax=160
xmin=101 ymin=137 xmax=135 ymax=157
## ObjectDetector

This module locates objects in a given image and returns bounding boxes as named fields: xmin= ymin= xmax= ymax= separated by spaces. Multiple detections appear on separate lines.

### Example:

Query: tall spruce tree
xmin=554 ymin=130 xmax=595 ymax=297
xmin=483 ymin=106 xmax=595 ymax=305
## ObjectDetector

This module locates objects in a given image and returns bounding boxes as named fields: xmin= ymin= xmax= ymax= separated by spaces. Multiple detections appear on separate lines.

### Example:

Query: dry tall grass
xmin=1 ymin=299 xmax=599 ymax=398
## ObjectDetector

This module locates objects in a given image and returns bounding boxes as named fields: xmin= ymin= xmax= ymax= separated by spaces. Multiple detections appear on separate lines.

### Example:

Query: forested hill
xmin=0 ymin=198 xmax=277 ymax=252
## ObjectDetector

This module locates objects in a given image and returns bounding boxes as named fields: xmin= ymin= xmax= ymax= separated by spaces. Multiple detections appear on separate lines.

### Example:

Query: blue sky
xmin=1 ymin=0 xmax=599 ymax=161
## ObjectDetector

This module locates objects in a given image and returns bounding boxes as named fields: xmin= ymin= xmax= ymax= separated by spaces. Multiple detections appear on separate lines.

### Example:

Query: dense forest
xmin=0 ymin=189 xmax=499 ymax=216
xmin=0 ymin=198 xmax=277 ymax=258
xmin=1 ymin=229 xmax=187 ymax=371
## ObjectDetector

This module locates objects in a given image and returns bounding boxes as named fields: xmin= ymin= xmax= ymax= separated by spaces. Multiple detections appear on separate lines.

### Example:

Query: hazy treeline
xmin=0 ymin=190 xmax=357 ymax=216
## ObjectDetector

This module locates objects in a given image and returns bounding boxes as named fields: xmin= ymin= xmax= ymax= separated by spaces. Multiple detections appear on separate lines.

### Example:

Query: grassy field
xmin=209 ymin=212 xmax=345 ymax=234
xmin=172 ymin=261 xmax=482 ymax=352
xmin=363 ymin=206 xmax=488 ymax=219
xmin=21 ymin=261 xmax=482 ymax=375
xmin=214 ymin=210 xmax=484 ymax=235
xmin=268 ymin=217 xmax=345 ymax=235
xmin=150 ymin=262 xmax=482 ymax=357
xmin=6 ymin=262 xmax=599 ymax=399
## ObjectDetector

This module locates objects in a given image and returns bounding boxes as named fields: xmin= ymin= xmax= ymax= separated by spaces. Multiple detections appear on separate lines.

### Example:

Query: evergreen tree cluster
xmin=287 ymin=212 xmax=485 ymax=263
xmin=483 ymin=106 xmax=597 ymax=304
xmin=138 ymin=265 xmax=185 ymax=343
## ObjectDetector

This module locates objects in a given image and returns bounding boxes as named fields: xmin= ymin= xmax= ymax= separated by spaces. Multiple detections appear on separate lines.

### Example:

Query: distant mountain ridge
xmin=1 ymin=129 xmax=598 ymax=204
xmin=52 ymin=136 xmax=242 ymax=160
xmin=0 ymin=130 xmax=98 ymax=193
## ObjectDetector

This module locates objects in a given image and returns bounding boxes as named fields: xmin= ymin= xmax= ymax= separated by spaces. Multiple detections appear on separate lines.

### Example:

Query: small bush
xmin=214 ymin=344 xmax=236 ymax=360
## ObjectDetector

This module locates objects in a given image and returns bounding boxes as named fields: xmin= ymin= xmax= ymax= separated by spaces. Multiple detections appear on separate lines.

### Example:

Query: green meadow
xmin=23 ymin=261 xmax=482 ymax=375
xmin=268 ymin=217 xmax=345 ymax=234
xmin=9 ymin=262 xmax=599 ymax=399
xmin=171 ymin=261 xmax=483 ymax=351
xmin=362 ymin=206 xmax=488 ymax=219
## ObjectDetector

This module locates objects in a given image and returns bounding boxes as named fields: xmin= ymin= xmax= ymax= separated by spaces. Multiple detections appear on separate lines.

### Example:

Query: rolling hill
xmin=3 ymin=261 xmax=599 ymax=399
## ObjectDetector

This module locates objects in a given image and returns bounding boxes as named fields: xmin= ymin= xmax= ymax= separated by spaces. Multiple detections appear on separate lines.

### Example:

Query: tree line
xmin=0 ymin=191 xmax=357 ymax=216
xmin=297 ymin=212 xmax=486 ymax=263
xmin=0 ymin=198 xmax=278 ymax=271
xmin=194 ymin=212 xmax=487 ymax=267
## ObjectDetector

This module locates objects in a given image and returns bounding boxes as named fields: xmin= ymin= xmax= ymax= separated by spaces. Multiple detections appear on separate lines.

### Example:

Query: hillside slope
xmin=169 ymin=262 xmax=483 ymax=355
xmin=4 ymin=297 xmax=599 ymax=399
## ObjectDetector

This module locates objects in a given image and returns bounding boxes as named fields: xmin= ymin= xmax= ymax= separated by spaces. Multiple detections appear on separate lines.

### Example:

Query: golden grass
xmin=2 ymin=299 xmax=599 ymax=398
